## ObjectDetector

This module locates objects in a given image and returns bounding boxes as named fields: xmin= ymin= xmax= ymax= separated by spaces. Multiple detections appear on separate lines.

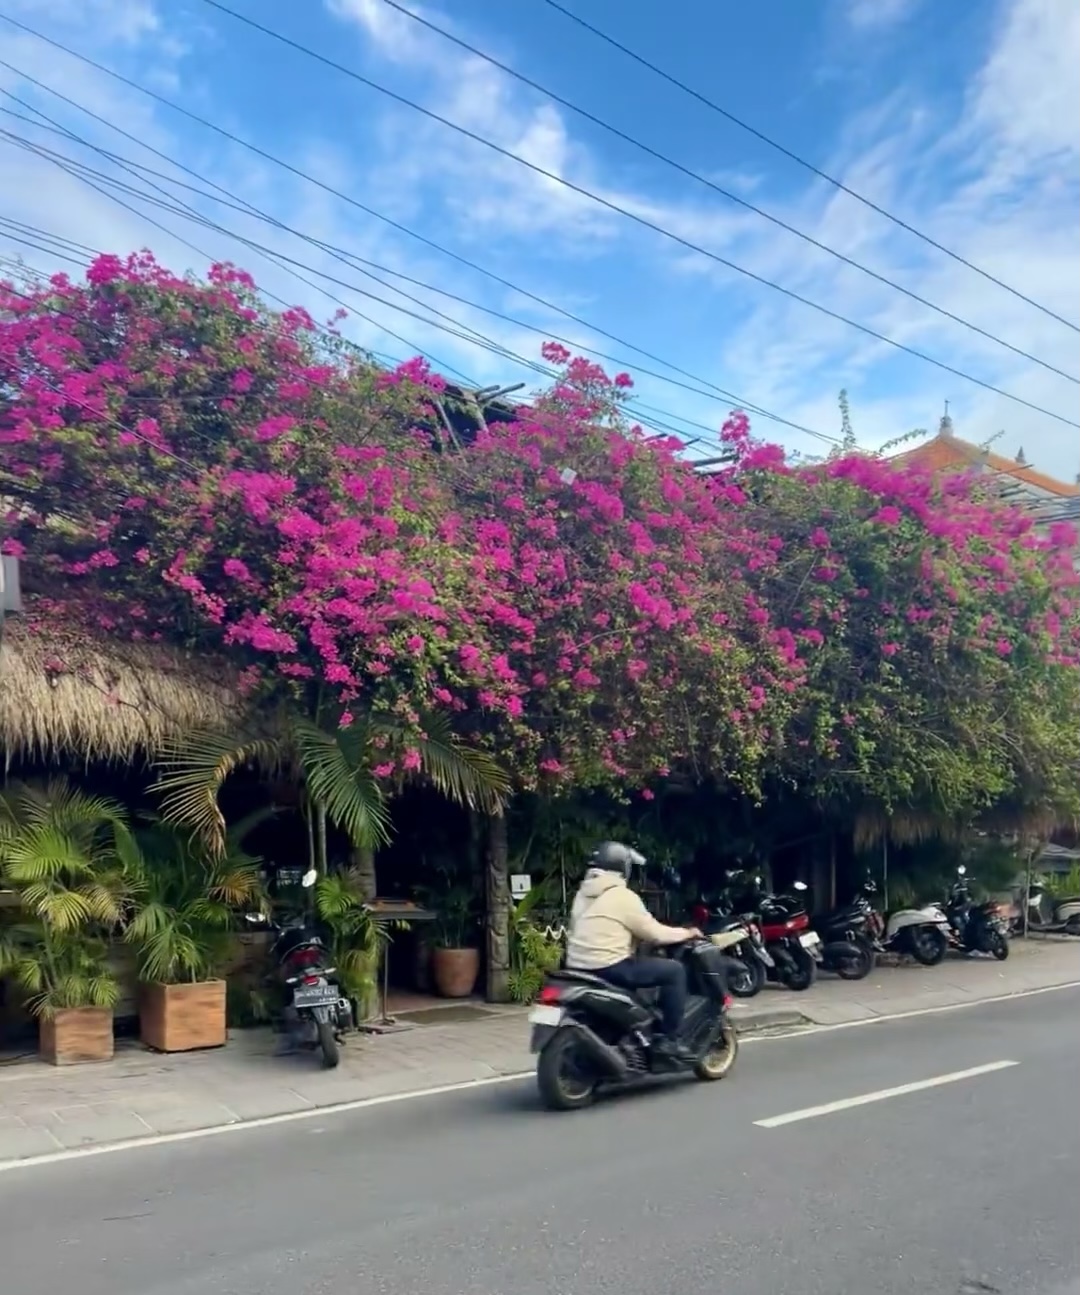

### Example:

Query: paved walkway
xmin=0 ymin=938 xmax=1076 ymax=1165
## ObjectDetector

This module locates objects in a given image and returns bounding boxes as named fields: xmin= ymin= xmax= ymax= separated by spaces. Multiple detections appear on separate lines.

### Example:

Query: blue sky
xmin=1 ymin=0 xmax=1077 ymax=477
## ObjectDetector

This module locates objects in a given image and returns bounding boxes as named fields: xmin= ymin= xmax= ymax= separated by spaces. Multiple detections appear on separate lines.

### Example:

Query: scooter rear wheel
xmin=783 ymin=948 xmax=817 ymax=991
xmin=317 ymin=1021 xmax=340 ymax=1069
xmin=908 ymin=926 xmax=948 ymax=966
xmin=537 ymin=1028 xmax=599 ymax=1111
xmin=835 ymin=942 xmax=875 ymax=981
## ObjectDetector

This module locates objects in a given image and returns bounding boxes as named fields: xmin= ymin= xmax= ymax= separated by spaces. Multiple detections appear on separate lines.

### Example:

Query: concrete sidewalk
xmin=0 ymin=937 xmax=1076 ymax=1165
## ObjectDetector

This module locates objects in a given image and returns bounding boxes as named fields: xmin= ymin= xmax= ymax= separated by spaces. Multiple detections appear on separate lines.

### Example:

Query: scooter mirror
xmin=301 ymin=869 xmax=318 ymax=889
xmin=793 ymin=881 xmax=808 ymax=892
xmin=957 ymin=865 xmax=967 ymax=876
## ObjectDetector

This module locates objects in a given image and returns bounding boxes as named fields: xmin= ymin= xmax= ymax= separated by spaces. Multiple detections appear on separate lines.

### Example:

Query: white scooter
xmin=878 ymin=902 xmax=952 ymax=965
xmin=1014 ymin=880 xmax=1080 ymax=936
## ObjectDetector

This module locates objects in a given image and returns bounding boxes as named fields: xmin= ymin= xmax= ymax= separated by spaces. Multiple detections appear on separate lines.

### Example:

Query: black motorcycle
xmin=691 ymin=900 xmax=774 ymax=998
xmin=944 ymin=866 xmax=1009 ymax=961
xmin=246 ymin=869 xmax=353 ymax=1068
xmin=529 ymin=938 xmax=739 ymax=1111
xmin=811 ymin=885 xmax=879 ymax=980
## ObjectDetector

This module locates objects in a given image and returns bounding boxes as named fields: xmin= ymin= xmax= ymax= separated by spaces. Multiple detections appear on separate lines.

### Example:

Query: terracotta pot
xmin=39 ymin=1007 xmax=114 ymax=1066
xmin=140 ymin=979 xmax=227 ymax=1053
xmin=431 ymin=947 xmax=480 ymax=999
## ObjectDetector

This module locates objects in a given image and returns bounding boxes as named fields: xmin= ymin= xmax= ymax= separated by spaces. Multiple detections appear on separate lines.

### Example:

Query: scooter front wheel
xmin=989 ymin=931 xmax=1010 ymax=961
xmin=694 ymin=1021 xmax=739 ymax=1082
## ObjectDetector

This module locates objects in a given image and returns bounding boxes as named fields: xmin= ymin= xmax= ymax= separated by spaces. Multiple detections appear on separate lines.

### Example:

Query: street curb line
xmin=0 ymin=978 xmax=1076 ymax=1175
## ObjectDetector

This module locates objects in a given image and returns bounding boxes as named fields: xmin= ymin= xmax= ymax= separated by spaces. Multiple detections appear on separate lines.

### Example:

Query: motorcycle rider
xmin=565 ymin=841 xmax=703 ymax=1060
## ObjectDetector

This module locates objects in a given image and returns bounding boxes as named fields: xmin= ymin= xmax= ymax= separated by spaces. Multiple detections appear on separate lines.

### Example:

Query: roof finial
xmin=939 ymin=399 xmax=953 ymax=436
xmin=1015 ymin=446 xmax=1028 ymax=466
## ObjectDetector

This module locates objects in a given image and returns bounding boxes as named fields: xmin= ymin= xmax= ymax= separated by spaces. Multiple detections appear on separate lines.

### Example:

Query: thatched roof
xmin=0 ymin=607 xmax=245 ymax=766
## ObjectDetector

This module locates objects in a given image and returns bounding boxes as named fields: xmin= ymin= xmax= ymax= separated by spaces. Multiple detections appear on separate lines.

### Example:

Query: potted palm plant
xmin=0 ymin=780 xmax=135 ymax=1064
xmin=126 ymin=822 xmax=264 ymax=1053
xmin=0 ymin=924 xmax=120 ymax=1064
xmin=430 ymin=884 xmax=482 ymax=998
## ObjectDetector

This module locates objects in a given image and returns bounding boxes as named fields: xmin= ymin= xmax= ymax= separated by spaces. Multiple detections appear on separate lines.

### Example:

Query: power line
xmin=380 ymin=0 xmax=1079 ymax=386
xmin=0 ymin=22 xmax=839 ymax=448
xmin=537 ymin=0 xmax=1080 ymax=336
xmin=0 ymin=93 xmax=482 ymax=390
xmin=0 ymin=105 xmax=837 ymax=448
xmin=197 ymin=0 xmax=1080 ymax=429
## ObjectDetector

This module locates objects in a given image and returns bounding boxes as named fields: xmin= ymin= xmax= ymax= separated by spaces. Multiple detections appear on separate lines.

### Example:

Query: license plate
xmin=293 ymin=985 xmax=339 ymax=1008
xmin=799 ymin=933 xmax=820 ymax=949
xmin=528 ymin=1004 xmax=564 ymax=1026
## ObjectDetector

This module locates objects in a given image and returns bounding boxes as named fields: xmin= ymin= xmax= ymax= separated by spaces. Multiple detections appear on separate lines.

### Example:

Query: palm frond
xmin=400 ymin=710 xmax=511 ymax=814
xmin=293 ymin=716 xmax=392 ymax=851
xmin=1 ymin=825 xmax=95 ymax=884
xmin=154 ymin=730 xmax=284 ymax=856
xmin=19 ymin=884 xmax=92 ymax=932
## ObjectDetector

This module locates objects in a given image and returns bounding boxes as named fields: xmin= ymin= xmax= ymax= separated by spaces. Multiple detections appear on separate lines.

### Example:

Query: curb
xmin=733 ymin=1008 xmax=810 ymax=1034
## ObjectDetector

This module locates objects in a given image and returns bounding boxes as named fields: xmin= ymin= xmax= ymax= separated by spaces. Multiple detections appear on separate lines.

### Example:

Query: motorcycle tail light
xmin=286 ymin=947 xmax=321 ymax=970
xmin=302 ymin=974 xmax=321 ymax=986
xmin=536 ymin=984 xmax=563 ymax=1005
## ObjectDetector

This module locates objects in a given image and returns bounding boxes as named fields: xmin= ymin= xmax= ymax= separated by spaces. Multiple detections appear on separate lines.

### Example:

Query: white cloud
xmin=0 ymin=0 xmax=1077 ymax=477
xmin=845 ymin=0 xmax=921 ymax=31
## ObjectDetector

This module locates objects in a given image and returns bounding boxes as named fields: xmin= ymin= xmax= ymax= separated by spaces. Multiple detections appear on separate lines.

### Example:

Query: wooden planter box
xmin=140 ymin=979 xmax=227 ymax=1053
xmin=431 ymin=947 xmax=480 ymax=999
xmin=39 ymin=1007 xmax=115 ymax=1066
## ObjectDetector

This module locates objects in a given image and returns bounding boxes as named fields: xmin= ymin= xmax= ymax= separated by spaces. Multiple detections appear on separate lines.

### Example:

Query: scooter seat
xmin=552 ymin=967 xmax=623 ymax=989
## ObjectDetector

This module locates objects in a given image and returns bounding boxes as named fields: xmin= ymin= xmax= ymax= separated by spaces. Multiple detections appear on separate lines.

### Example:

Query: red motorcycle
xmin=729 ymin=877 xmax=823 ymax=992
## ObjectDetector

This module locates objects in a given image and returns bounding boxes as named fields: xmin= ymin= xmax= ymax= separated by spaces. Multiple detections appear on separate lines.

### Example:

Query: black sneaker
xmin=652 ymin=1036 xmax=694 ymax=1064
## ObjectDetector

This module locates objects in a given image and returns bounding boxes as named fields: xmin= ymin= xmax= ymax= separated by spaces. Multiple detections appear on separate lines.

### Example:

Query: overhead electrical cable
xmin=537 ymin=0 xmax=1080 ymax=335
xmin=0 ymin=28 xmax=839 ymax=447
xmin=379 ymin=0 xmax=1078 ymax=385
xmin=194 ymin=0 xmax=1080 ymax=428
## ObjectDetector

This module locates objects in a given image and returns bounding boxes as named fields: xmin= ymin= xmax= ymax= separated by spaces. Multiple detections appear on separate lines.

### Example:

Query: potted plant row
xmin=126 ymin=823 xmax=264 ymax=1054
xmin=0 ymin=781 xmax=264 ymax=1065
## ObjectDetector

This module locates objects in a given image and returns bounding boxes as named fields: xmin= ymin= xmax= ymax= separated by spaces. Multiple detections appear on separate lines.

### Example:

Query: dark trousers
xmin=595 ymin=956 xmax=687 ymax=1037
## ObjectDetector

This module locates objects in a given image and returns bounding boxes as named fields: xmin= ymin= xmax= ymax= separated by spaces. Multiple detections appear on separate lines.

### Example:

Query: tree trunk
xmin=485 ymin=811 xmax=511 ymax=1003
xmin=353 ymin=845 xmax=377 ymax=901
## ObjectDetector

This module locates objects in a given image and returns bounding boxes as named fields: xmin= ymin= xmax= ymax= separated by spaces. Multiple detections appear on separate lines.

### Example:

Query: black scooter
xmin=944 ymin=866 xmax=1009 ymax=961
xmin=528 ymin=938 xmax=739 ymax=1111
xmin=811 ymin=884 xmax=879 ymax=980
xmin=246 ymin=869 xmax=353 ymax=1068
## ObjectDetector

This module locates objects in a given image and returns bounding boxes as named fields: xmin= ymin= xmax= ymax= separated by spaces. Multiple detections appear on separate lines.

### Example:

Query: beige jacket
xmin=565 ymin=870 xmax=693 ymax=970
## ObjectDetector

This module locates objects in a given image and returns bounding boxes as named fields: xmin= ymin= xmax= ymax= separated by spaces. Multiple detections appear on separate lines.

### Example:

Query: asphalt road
xmin=2 ymin=988 xmax=1079 ymax=1295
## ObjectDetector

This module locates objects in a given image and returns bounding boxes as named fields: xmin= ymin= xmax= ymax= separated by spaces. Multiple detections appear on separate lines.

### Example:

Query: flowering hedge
xmin=3 ymin=254 xmax=1078 ymax=825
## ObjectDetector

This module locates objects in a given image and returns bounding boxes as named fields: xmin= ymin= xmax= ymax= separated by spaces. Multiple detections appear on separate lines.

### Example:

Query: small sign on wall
xmin=510 ymin=874 xmax=532 ymax=900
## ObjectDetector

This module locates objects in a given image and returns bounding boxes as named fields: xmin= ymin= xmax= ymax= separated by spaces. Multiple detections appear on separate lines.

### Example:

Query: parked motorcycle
xmin=872 ymin=894 xmax=952 ymax=966
xmin=730 ymin=878 xmax=823 ymax=992
xmin=246 ymin=869 xmax=353 ymax=1068
xmin=810 ymin=887 xmax=878 ymax=980
xmin=691 ymin=901 xmax=774 ymax=998
xmin=943 ymin=866 xmax=1010 ymax=960
xmin=1012 ymin=879 xmax=1080 ymax=936
xmin=528 ymin=936 xmax=739 ymax=1111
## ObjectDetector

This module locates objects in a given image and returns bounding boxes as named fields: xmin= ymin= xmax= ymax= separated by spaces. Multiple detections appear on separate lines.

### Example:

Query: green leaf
xmin=293 ymin=716 xmax=392 ymax=851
